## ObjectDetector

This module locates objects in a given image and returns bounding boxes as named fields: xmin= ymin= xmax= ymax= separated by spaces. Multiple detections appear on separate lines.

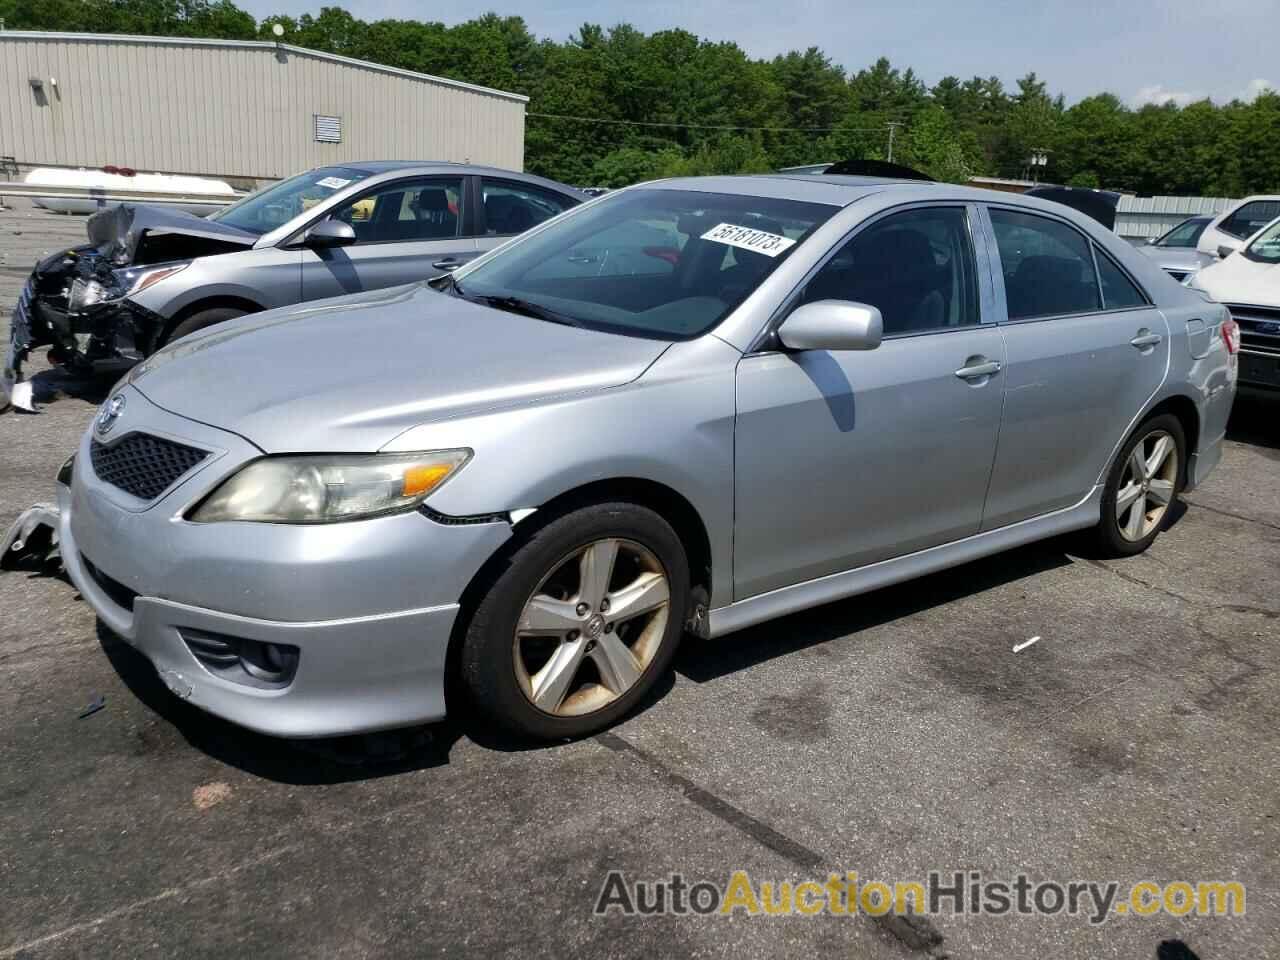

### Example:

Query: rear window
xmin=1094 ymin=248 xmax=1148 ymax=309
xmin=990 ymin=209 xmax=1102 ymax=320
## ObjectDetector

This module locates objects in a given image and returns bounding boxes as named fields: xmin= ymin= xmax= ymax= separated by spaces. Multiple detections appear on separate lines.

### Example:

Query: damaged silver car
xmin=3 ymin=162 xmax=584 ymax=410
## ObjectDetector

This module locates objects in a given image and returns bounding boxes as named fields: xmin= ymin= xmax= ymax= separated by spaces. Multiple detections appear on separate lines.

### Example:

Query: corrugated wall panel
xmin=0 ymin=33 xmax=526 ymax=181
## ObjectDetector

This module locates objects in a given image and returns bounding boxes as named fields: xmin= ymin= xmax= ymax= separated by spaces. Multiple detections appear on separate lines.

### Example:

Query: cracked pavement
xmin=2 ymin=200 xmax=1278 ymax=958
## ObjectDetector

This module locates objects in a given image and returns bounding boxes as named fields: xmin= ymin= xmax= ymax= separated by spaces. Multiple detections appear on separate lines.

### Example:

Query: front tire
xmin=1091 ymin=413 xmax=1185 ymax=557
xmin=164 ymin=307 xmax=247 ymax=345
xmin=459 ymin=502 xmax=690 ymax=740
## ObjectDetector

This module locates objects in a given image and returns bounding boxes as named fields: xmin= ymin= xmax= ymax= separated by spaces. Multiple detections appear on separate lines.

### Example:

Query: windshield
xmin=1155 ymin=217 xmax=1208 ymax=248
xmin=209 ymin=166 xmax=371 ymax=235
xmin=452 ymin=188 xmax=836 ymax=340
xmin=1243 ymin=217 xmax=1280 ymax=264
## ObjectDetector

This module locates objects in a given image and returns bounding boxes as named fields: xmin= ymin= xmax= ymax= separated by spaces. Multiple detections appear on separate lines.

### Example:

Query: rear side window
xmin=1094 ymin=248 xmax=1148 ymax=310
xmin=800 ymin=206 xmax=980 ymax=335
xmin=482 ymin=180 xmax=575 ymax=236
xmin=990 ymin=209 xmax=1101 ymax=320
xmin=1220 ymin=200 xmax=1280 ymax=239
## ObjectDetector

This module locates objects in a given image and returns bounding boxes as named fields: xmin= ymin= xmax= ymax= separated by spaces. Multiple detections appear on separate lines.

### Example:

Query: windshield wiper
xmin=464 ymin=293 xmax=585 ymax=328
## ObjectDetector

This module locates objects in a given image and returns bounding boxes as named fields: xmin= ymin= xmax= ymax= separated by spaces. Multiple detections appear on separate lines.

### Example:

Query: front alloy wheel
xmin=514 ymin=539 xmax=670 ymax=716
xmin=459 ymin=502 xmax=690 ymax=740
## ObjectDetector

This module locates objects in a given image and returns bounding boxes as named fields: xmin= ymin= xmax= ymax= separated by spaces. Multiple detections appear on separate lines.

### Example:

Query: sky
xmin=240 ymin=0 xmax=1277 ymax=107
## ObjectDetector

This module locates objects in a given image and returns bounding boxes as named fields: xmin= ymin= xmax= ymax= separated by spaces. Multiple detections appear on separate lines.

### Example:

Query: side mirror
xmin=305 ymin=218 xmax=357 ymax=248
xmin=1216 ymin=244 xmax=1236 ymax=260
xmin=778 ymin=300 xmax=883 ymax=352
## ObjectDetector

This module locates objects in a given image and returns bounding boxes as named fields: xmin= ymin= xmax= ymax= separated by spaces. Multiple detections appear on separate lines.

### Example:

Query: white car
xmin=1197 ymin=195 xmax=1280 ymax=258
xmin=1191 ymin=215 xmax=1280 ymax=393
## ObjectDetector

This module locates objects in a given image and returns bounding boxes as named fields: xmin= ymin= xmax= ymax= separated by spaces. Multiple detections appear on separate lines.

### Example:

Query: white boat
xmin=24 ymin=166 xmax=241 ymax=215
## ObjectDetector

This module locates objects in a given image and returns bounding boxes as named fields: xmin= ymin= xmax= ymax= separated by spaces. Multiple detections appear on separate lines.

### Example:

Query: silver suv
xmin=3 ymin=162 xmax=584 ymax=410
xmin=7 ymin=175 xmax=1239 ymax=741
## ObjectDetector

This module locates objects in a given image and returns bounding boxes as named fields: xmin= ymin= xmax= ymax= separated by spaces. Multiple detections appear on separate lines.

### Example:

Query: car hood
xmin=131 ymin=283 xmax=671 ymax=452
xmin=87 ymin=203 xmax=259 ymax=264
xmin=1192 ymin=253 xmax=1280 ymax=307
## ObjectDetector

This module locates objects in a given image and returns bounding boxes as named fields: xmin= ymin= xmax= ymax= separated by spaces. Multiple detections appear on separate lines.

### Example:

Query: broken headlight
xmin=189 ymin=451 xmax=472 ymax=524
xmin=67 ymin=278 xmax=111 ymax=312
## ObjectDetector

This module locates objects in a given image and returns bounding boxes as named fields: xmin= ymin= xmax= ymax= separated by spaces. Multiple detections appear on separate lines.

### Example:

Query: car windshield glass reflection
xmin=1243 ymin=218 xmax=1280 ymax=264
xmin=453 ymin=189 xmax=836 ymax=341
xmin=209 ymin=166 xmax=371 ymax=235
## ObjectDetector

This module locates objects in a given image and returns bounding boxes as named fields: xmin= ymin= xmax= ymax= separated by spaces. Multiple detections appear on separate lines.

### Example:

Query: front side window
xmin=452 ymin=188 xmax=835 ymax=340
xmin=209 ymin=166 xmax=371 ymax=235
xmin=1243 ymin=217 xmax=1280 ymax=265
xmin=1220 ymin=200 xmax=1280 ymax=240
xmin=1156 ymin=217 xmax=1207 ymax=248
xmin=482 ymin=180 xmax=575 ymax=236
xmin=990 ymin=209 xmax=1102 ymax=320
xmin=1094 ymin=247 xmax=1148 ymax=309
xmin=798 ymin=206 xmax=980 ymax=335
xmin=331 ymin=178 xmax=464 ymax=243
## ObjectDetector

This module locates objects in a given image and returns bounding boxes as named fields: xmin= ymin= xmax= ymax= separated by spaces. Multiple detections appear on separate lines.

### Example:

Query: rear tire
xmin=164 ymin=307 xmax=247 ymax=345
xmin=1090 ymin=413 xmax=1185 ymax=557
xmin=459 ymin=502 xmax=690 ymax=740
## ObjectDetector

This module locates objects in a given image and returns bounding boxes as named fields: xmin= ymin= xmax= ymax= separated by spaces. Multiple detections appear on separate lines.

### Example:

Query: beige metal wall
xmin=0 ymin=32 xmax=527 ymax=181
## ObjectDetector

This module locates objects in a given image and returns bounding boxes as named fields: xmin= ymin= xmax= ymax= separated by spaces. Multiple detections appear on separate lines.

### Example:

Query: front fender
xmin=384 ymin=337 xmax=741 ymax=606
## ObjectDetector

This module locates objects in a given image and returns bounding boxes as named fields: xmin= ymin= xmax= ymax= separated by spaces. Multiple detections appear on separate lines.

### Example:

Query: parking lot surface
xmin=2 ymin=200 xmax=1277 ymax=958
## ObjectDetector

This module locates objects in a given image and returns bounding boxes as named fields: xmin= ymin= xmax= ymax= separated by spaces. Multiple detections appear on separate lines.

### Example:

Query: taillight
xmin=1222 ymin=317 xmax=1240 ymax=355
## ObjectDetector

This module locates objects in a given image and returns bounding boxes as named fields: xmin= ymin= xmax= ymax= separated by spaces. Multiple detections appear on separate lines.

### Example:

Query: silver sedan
xmin=9 ymin=174 xmax=1239 ymax=740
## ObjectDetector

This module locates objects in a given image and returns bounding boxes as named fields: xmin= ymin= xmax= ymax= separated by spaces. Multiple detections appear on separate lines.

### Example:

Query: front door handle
xmin=1130 ymin=329 xmax=1163 ymax=349
xmin=955 ymin=358 xmax=1002 ymax=381
xmin=432 ymin=258 xmax=463 ymax=271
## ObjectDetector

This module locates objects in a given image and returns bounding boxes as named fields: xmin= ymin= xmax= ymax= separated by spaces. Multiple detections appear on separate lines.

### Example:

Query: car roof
xmin=640 ymin=174 xmax=1129 ymax=221
xmin=330 ymin=161 xmax=586 ymax=197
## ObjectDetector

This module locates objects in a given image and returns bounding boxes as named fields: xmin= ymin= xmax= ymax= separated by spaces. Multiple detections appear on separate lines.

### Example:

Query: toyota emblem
xmin=97 ymin=394 xmax=126 ymax=436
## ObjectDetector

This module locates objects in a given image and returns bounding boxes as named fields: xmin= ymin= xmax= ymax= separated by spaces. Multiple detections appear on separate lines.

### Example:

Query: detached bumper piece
xmin=1 ymin=503 xmax=61 ymax=570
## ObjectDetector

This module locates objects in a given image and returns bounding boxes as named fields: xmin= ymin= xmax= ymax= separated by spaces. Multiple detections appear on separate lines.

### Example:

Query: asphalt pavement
xmin=1 ymin=199 xmax=1277 ymax=958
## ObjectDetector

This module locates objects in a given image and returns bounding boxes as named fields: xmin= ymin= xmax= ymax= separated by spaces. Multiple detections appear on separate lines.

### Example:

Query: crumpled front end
xmin=3 ymin=202 xmax=257 ymax=412
xmin=3 ymin=245 xmax=164 ymax=410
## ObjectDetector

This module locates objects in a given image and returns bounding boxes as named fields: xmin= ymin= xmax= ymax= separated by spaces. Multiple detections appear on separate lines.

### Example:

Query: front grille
xmin=90 ymin=433 xmax=208 ymax=501
xmin=81 ymin=554 xmax=138 ymax=611
xmin=1227 ymin=304 xmax=1280 ymax=356
xmin=10 ymin=280 xmax=33 ymax=347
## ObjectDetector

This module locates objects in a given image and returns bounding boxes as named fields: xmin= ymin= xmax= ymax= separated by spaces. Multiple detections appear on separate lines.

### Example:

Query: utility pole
xmin=885 ymin=122 xmax=903 ymax=163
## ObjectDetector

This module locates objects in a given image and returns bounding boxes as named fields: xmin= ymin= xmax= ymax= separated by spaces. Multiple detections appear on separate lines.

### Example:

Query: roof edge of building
xmin=0 ymin=30 xmax=530 ymax=104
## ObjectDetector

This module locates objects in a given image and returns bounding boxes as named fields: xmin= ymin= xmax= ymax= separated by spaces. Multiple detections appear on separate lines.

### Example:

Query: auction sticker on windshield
xmin=316 ymin=176 xmax=353 ymax=190
xmin=700 ymin=223 xmax=796 ymax=257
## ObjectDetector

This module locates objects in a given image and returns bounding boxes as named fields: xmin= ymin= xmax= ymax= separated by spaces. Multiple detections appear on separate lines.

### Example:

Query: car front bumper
xmin=55 ymin=386 xmax=512 ymax=737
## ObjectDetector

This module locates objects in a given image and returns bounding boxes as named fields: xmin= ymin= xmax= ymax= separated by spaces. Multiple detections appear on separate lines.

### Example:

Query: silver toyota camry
xmin=11 ymin=175 xmax=1239 ymax=740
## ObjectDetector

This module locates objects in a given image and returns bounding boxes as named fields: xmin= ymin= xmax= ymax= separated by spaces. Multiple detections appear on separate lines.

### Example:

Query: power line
xmin=526 ymin=111 xmax=904 ymax=134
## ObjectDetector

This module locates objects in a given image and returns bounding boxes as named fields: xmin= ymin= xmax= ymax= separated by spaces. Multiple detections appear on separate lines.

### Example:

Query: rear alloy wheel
xmin=459 ymin=502 xmax=690 ymax=740
xmin=1092 ymin=413 xmax=1186 ymax=557
xmin=1115 ymin=430 xmax=1179 ymax=542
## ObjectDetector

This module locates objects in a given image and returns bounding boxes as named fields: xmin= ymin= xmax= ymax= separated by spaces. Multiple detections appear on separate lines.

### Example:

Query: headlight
xmin=68 ymin=278 xmax=110 ymax=312
xmin=189 ymin=451 xmax=471 ymax=523
xmin=113 ymin=262 xmax=189 ymax=298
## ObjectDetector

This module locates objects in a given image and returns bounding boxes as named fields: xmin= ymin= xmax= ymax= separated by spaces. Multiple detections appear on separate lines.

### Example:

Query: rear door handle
xmin=432 ymin=258 xmax=463 ymax=271
xmin=955 ymin=358 xmax=1002 ymax=380
xmin=1130 ymin=330 xmax=1163 ymax=349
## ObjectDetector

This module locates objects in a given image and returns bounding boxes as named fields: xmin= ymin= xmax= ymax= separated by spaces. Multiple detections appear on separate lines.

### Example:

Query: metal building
xmin=0 ymin=31 xmax=528 ymax=184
